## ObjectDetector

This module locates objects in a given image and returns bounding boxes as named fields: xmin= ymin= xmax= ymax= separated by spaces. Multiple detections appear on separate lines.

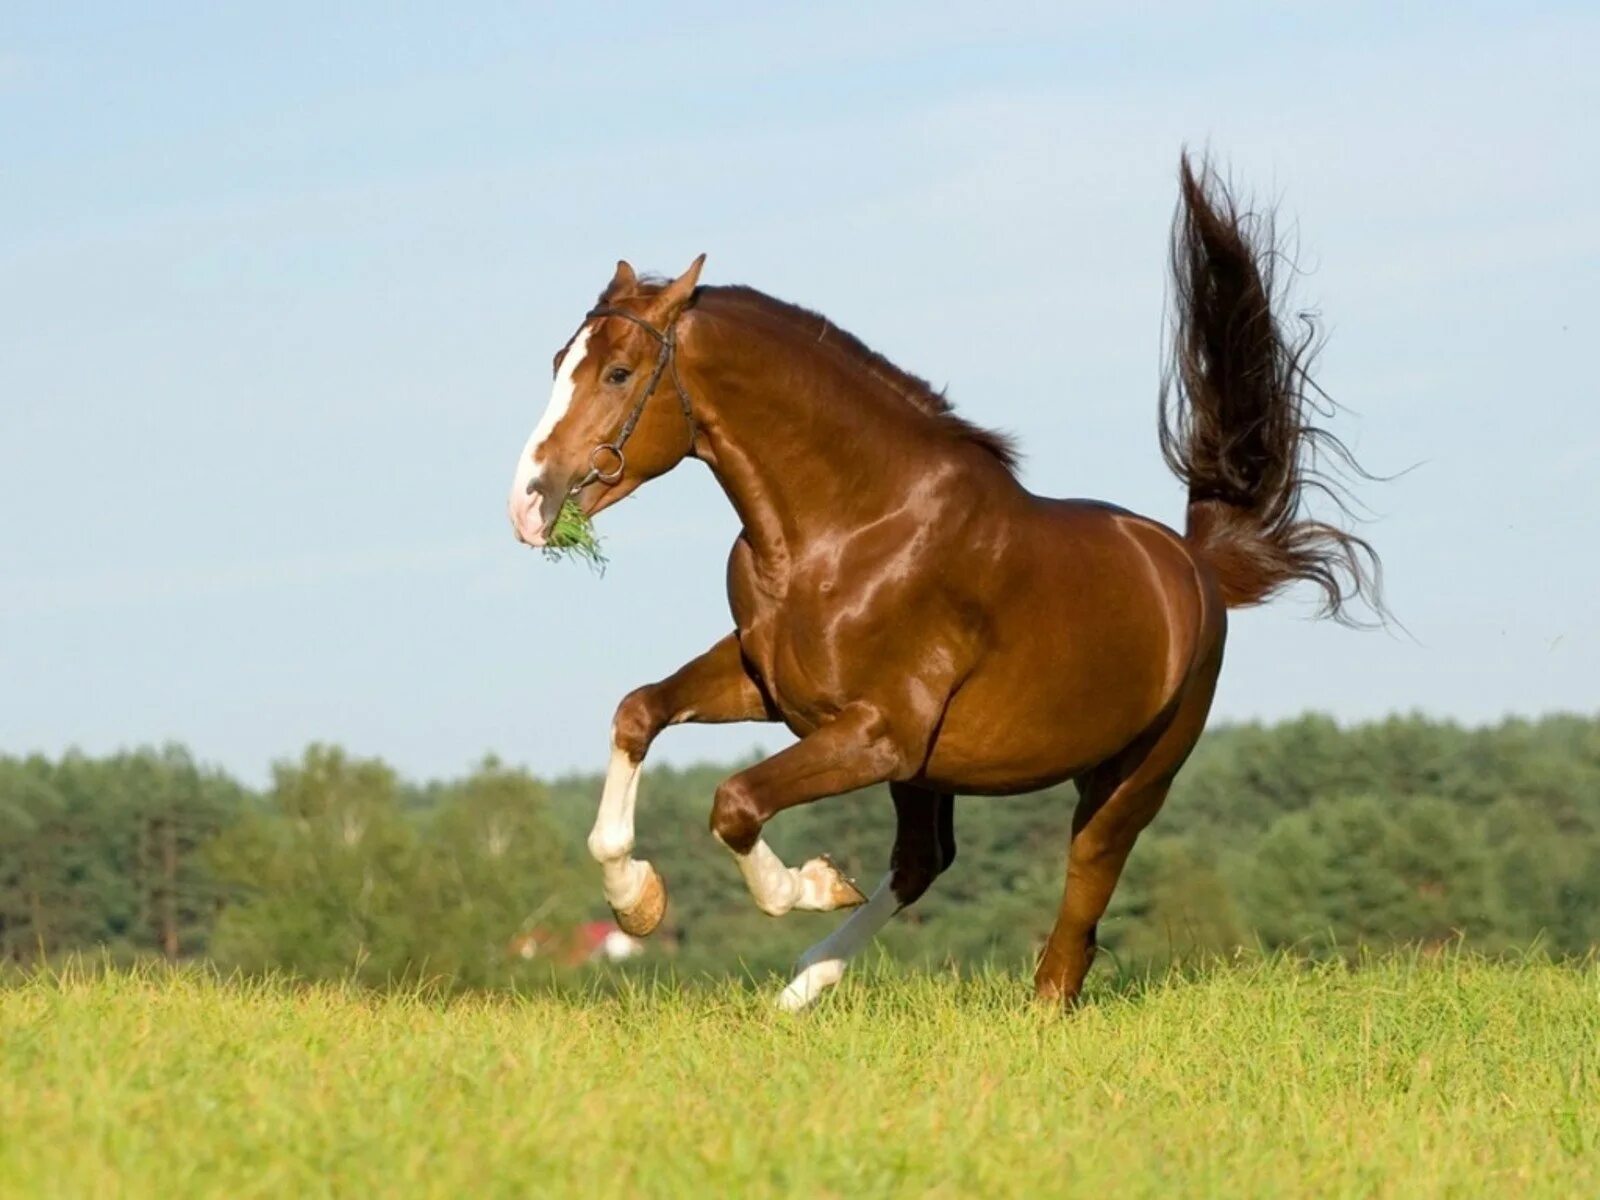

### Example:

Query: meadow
xmin=3 ymin=953 xmax=1596 ymax=1198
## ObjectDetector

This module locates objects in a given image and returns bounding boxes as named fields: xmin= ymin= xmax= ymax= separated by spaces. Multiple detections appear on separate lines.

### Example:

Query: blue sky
xmin=3 ymin=3 xmax=1596 ymax=786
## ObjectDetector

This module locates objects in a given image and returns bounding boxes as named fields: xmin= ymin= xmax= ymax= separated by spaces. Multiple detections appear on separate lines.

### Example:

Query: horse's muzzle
xmin=508 ymin=479 xmax=558 ymax=548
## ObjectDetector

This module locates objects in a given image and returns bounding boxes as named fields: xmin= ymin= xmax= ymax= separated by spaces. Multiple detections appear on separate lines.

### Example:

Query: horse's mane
xmin=620 ymin=278 xmax=1019 ymax=473
xmin=705 ymin=285 xmax=1020 ymax=472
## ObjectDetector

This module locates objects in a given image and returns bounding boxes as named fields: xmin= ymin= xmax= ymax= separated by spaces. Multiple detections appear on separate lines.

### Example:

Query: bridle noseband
xmin=537 ymin=304 xmax=698 ymax=499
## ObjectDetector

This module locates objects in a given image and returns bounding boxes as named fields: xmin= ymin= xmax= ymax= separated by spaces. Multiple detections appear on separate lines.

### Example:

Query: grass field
xmin=2 ymin=954 xmax=1596 ymax=1198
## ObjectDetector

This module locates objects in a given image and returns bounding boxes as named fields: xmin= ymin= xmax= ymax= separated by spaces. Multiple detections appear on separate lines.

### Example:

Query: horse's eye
xmin=606 ymin=366 xmax=632 ymax=386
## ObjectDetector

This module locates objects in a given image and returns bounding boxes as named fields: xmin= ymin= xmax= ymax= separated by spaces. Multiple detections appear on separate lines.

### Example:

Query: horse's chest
xmin=728 ymin=559 xmax=848 ymax=727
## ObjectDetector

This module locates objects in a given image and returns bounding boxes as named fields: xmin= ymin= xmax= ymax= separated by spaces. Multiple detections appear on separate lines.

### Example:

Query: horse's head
xmin=508 ymin=255 xmax=705 ymax=547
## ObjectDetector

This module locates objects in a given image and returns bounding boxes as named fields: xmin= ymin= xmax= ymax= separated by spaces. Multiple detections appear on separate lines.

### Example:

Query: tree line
xmin=4 ymin=714 xmax=1599 ymax=985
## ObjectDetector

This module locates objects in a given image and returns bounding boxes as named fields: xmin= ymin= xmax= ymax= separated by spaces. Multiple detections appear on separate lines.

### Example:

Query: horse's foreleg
xmin=709 ymin=704 xmax=902 ymax=918
xmin=592 ymin=633 xmax=774 ymax=936
xmin=777 ymin=784 xmax=954 ymax=1011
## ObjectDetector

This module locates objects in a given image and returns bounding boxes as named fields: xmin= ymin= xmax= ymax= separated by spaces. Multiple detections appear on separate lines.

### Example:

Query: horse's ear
xmin=602 ymin=259 xmax=638 ymax=301
xmin=655 ymin=253 xmax=706 ymax=318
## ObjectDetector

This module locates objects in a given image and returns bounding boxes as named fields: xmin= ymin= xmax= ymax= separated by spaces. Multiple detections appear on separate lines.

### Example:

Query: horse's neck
xmin=685 ymin=317 xmax=925 ymax=569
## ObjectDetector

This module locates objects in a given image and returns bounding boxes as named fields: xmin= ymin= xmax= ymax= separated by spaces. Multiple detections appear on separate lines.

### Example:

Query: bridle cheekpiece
xmin=544 ymin=304 xmax=698 ymax=498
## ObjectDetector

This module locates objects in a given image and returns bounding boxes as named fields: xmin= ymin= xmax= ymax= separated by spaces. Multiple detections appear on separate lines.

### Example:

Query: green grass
xmin=542 ymin=498 xmax=606 ymax=571
xmin=2 ymin=954 xmax=1597 ymax=1198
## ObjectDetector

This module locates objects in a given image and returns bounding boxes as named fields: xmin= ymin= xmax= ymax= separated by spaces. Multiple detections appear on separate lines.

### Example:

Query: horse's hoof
xmin=797 ymin=855 xmax=868 ymax=911
xmin=612 ymin=862 xmax=667 ymax=937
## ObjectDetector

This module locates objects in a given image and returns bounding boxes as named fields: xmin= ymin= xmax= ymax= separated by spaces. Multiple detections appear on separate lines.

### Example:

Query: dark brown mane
xmin=691 ymin=284 xmax=1021 ymax=473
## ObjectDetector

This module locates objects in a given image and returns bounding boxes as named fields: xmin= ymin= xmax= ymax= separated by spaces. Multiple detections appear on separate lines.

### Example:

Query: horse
xmin=506 ymin=154 xmax=1380 ymax=1010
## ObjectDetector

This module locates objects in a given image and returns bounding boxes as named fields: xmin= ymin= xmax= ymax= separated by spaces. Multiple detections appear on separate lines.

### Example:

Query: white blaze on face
xmin=508 ymin=324 xmax=594 ymax=545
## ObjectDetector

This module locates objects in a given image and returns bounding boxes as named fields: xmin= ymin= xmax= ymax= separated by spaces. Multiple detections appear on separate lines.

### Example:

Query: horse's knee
xmin=612 ymin=686 xmax=664 ymax=762
xmin=889 ymin=858 xmax=939 ymax=908
xmin=710 ymin=776 xmax=762 ymax=855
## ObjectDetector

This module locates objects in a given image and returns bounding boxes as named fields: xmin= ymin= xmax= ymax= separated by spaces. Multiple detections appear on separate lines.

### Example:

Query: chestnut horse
xmin=507 ymin=155 xmax=1379 ymax=1010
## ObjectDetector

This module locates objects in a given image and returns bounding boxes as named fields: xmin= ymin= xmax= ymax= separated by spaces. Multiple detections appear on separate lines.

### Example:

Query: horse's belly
xmin=919 ymin=661 xmax=1162 ymax=794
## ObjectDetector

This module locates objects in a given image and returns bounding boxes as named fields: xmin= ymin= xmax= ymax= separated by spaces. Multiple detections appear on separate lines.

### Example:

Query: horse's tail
xmin=1159 ymin=153 xmax=1382 ymax=621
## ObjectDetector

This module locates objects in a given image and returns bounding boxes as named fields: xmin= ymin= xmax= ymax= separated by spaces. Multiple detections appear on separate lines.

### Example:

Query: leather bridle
xmin=532 ymin=304 xmax=698 ymax=499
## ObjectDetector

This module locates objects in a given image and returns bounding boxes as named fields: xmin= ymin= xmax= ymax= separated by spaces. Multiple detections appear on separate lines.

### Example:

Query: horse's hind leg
xmin=1034 ymin=771 xmax=1173 ymax=1004
xmin=776 ymin=784 xmax=955 ymax=1011
xmin=1036 ymin=679 xmax=1216 ymax=1005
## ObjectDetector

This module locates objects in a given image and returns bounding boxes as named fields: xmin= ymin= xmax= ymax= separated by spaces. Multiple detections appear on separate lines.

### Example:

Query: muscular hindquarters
xmin=920 ymin=501 xmax=1214 ymax=794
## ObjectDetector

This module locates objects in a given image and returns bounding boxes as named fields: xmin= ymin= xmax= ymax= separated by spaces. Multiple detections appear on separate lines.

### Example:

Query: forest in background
xmin=4 ymin=713 xmax=1599 ymax=985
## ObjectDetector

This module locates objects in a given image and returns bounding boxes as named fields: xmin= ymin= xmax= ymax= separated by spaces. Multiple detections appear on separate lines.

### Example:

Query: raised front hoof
xmin=797 ymin=855 xmax=868 ymax=912
xmin=611 ymin=862 xmax=668 ymax=937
